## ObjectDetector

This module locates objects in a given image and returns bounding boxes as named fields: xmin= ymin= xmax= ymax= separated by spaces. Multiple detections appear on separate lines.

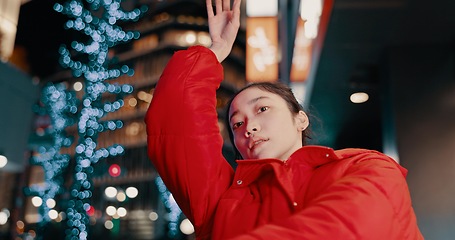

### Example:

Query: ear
xmin=295 ymin=110 xmax=309 ymax=131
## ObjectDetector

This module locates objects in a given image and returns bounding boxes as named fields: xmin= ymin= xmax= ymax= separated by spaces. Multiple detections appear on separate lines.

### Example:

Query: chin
xmin=252 ymin=152 xmax=275 ymax=160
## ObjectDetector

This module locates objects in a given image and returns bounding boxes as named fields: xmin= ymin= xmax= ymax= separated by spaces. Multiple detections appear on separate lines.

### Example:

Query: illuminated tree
xmin=26 ymin=0 xmax=189 ymax=238
xmin=27 ymin=83 xmax=77 ymax=228
xmin=53 ymin=0 xmax=146 ymax=239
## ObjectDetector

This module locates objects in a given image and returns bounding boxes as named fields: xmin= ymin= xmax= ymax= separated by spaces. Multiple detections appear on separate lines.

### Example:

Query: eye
xmin=258 ymin=106 xmax=269 ymax=113
xmin=232 ymin=121 xmax=243 ymax=130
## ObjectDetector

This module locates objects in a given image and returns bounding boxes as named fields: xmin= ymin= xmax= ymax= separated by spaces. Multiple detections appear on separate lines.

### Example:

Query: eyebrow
xmin=229 ymin=96 xmax=270 ymax=122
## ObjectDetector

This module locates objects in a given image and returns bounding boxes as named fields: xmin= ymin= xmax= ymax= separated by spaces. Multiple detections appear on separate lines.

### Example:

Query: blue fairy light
xmin=27 ymin=83 xmax=78 ymax=226
xmin=155 ymin=177 xmax=182 ymax=238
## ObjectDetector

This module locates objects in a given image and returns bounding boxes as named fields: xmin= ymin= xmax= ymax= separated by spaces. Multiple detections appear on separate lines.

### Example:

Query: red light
xmin=109 ymin=164 xmax=121 ymax=177
xmin=86 ymin=205 xmax=95 ymax=216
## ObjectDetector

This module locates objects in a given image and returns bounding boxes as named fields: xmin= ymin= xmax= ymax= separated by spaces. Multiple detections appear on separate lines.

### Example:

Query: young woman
xmin=145 ymin=0 xmax=423 ymax=239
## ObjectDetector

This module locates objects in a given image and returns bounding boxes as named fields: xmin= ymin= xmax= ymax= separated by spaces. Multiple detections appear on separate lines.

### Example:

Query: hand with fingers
xmin=206 ymin=0 xmax=242 ymax=63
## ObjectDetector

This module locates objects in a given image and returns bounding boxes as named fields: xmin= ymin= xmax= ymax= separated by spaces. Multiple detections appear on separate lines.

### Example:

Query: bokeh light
xmin=125 ymin=187 xmax=138 ymax=198
xmin=106 ymin=206 xmax=116 ymax=216
xmin=0 ymin=155 xmax=7 ymax=168
xmin=31 ymin=197 xmax=43 ymax=207
xmin=104 ymin=220 xmax=114 ymax=230
xmin=180 ymin=218 xmax=195 ymax=235
xmin=48 ymin=210 xmax=59 ymax=220
xmin=117 ymin=207 xmax=127 ymax=217
xmin=16 ymin=220 xmax=25 ymax=229
xmin=0 ymin=212 xmax=8 ymax=225
xmin=149 ymin=211 xmax=158 ymax=221
xmin=73 ymin=81 xmax=83 ymax=91
xmin=108 ymin=164 xmax=121 ymax=177
xmin=116 ymin=191 xmax=126 ymax=202
xmin=350 ymin=92 xmax=369 ymax=104
xmin=105 ymin=186 xmax=117 ymax=198
xmin=46 ymin=198 xmax=56 ymax=208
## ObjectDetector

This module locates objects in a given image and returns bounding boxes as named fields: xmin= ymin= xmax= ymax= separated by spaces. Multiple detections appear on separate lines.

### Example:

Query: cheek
xmin=233 ymin=134 xmax=246 ymax=150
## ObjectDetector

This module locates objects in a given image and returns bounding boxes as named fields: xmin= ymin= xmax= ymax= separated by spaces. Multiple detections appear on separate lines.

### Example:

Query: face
xmin=228 ymin=87 xmax=308 ymax=160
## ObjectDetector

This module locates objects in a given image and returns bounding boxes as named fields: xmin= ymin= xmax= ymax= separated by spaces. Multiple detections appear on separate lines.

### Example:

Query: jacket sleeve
xmin=145 ymin=46 xmax=234 ymax=238
xmin=228 ymin=153 xmax=423 ymax=240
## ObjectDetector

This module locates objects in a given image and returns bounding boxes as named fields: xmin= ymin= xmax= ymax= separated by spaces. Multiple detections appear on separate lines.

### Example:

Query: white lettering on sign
xmin=293 ymin=30 xmax=312 ymax=70
xmin=247 ymin=27 xmax=277 ymax=72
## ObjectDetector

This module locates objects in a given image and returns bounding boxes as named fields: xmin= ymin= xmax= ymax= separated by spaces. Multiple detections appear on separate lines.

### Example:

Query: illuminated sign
xmin=290 ymin=18 xmax=313 ymax=82
xmin=246 ymin=17 xmax=279 ymax=82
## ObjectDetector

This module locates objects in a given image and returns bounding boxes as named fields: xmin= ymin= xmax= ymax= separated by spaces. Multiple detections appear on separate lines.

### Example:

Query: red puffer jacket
xmin=145 ymin=46 xmax=424 ymax=240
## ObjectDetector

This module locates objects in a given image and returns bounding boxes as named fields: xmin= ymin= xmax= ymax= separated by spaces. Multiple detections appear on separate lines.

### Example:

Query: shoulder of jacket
xmin=334 ymin=148 xmax=394 ymax=161
xmin=332 ymin=148 xmax=407 ymax=176
xmin=296 ymin=146 xmax=395 ymax=166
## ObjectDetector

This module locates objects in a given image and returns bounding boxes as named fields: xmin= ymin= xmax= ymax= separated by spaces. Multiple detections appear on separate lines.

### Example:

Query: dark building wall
xmin=386 ymin=44 xmax=455 ymax=239
xmin=0 ymin=62 xmax=38 ymax=172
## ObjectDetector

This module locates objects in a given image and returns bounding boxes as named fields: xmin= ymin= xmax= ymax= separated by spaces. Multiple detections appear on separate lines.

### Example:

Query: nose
xmin=244 ymin=124 xmax=259 ymax=138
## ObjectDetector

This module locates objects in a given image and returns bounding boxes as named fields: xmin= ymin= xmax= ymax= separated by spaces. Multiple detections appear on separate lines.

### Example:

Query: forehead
xmin=229 ymin=87 xmax=282 ymax=114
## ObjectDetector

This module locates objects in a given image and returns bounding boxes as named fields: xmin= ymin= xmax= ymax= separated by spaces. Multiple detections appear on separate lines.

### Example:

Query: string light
xmin=155 ymin=176 xmax=182 ymax=238
xmin=37 ymin=1 xmax=185 ymax=238
xmin=26 ymin=82 xmax=78 ymax=228
xmin=53 ymin=0 xmax=147 ymax=239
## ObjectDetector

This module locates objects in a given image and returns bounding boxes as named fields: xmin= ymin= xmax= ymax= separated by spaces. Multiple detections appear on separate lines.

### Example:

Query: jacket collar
xmin=287 ymin=145 xmax=340 ymax=167
xmin=235 ymin=145 xmax=340 ymax=170
xmin=232 ymin=146 xmax=340 ymax=201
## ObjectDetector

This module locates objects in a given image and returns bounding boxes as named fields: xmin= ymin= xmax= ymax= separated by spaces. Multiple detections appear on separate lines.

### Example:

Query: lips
xmin=249 ymin=138 xmax=268 ymax=150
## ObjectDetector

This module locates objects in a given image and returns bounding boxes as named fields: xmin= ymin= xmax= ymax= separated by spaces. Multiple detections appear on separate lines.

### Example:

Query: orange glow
xmin=246 ymin=17 xmax=279 ymax=82
xmin=290 ymin=18 xmax=313 ymax=82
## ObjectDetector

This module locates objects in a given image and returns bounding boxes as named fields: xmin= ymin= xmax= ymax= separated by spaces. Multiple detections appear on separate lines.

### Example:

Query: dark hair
xmin=224 ymin=82 xmax=311 ymax=160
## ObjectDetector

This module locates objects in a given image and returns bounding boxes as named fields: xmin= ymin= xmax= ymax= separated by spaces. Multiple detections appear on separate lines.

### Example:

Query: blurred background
xmin=0 ymin=0 xmax=454 ymax=239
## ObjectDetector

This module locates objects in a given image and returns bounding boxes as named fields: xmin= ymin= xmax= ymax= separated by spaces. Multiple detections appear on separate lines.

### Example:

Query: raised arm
xmin=145 ymin=0 xmax=241 ymax=238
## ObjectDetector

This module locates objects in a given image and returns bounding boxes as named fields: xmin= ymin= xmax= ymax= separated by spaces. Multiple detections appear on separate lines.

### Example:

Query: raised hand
xmin=206 ymin=0 xmax=241 ymax=62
